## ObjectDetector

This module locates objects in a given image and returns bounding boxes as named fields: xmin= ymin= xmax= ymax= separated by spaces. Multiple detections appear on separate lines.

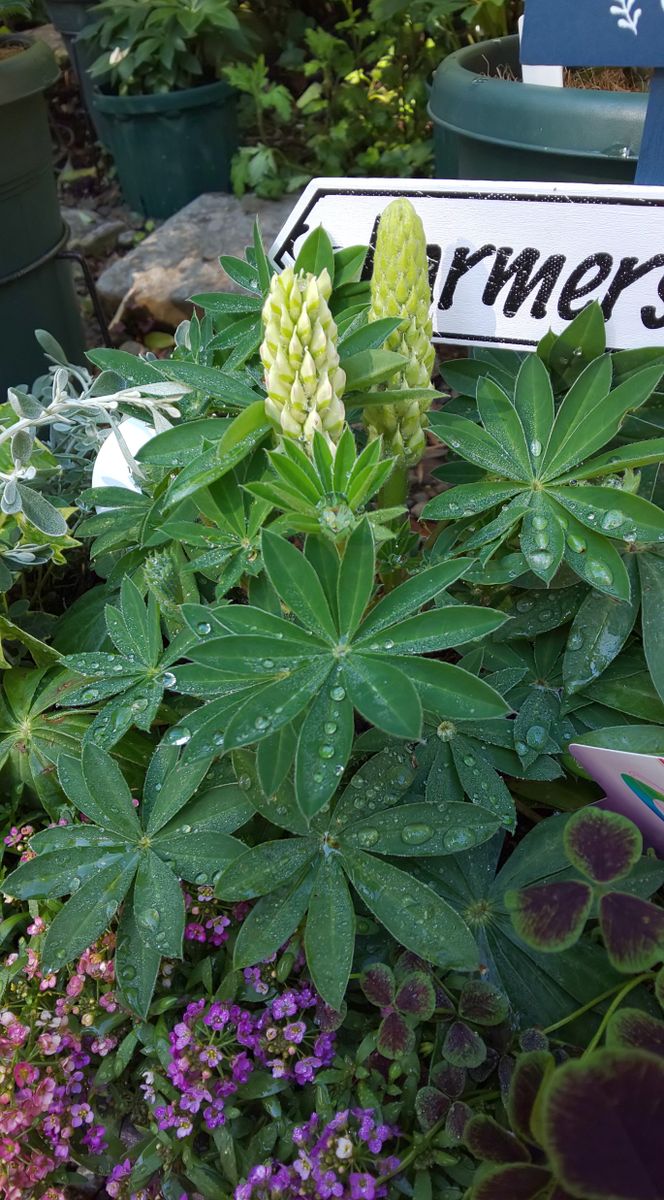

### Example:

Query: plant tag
xmin=569 ymin=742 xmax=664 ymax=854
xmin=272 ymin=177 xmax=664 ymax=351
xmin=518 ymin=16 xmax=563 ymax=87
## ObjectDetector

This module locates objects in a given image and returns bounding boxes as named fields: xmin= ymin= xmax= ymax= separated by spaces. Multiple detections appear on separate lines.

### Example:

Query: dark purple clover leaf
xmin=564 ymin=808 xmax=642 ymax=885
xmin=470 ymin=1164 xmax=552 ymax=1200
xmin=316 ymin=1000 xmax=347 ymax=1032
xmin=443 ymin=1020 xmax=487 ymax=1069
xmin=360 ymin=962 xmax=395 ymax=1008
xmin=377 ymin=1010 xmax=415 ymax=1060
xmin=446 ymin=1099 xmax=473 ymax=1142
xmin=458 ymin=980 xmax=509 ymax=1027
xmin=599 ymin=892 xmax=664 ymax=973
xmin=395 ymin=971 xmax=436 ymax=1020
xmin=415 ymin=1085 xmax=451 ymax=1132
xmin=607 ymin=1008 xmax=664 ymax=1058
xmin=469 ymin=1046 xmax=499 ymax=1083
xmin=465 ymin=1114 xmax=531 ymax=1165
xmin=519 ymin=1029 xmax=550 ymax=1053
xmin=506 ymin=881 xmax=593 ymax=952
xmin=434 ymin=983 xmax=456 ymax=1018
xmin=430 ymin=1060 xmax=466 ymax=1097
xmin=541 ymin=1048 xmax=664 ymax=1200
xmin=507 ymin=1051 xmax=555 ymax=1145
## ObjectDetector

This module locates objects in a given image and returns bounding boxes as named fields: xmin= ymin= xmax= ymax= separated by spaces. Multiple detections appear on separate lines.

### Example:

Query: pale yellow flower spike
xmin=364 ymin=198 xmax=435 ymax=465
xmin=260 ymin=267 xmax=346 ymax=453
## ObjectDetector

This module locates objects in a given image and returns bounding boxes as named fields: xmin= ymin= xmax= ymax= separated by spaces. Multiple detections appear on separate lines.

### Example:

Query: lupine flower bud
xmin=261 ymin=267 xmax=346 ymax=452
xmin=364 ymin=199 xmax=435 ymax=464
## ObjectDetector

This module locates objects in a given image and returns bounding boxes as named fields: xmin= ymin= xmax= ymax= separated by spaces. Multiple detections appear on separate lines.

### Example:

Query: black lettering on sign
xmin=558 ymin=254 xmax=614 ymax=320
xmin=642 ymin=275 xmax=664 ymax=330
xmin=600 ymin=255 xmax=664 ymax=319
xmin=482 ymin=248 xmax=567 ymax=319
xmin=438 ymin=245 xmax=496 ymax=310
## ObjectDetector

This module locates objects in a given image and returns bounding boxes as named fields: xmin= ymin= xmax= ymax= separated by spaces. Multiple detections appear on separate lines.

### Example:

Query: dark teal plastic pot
xmin=429 ymin=36 xmax=648 ymax=183
xmin=0 ymin=37 xmax=85 ymax=392
xmin=44 ymin=0 xmax=98 ymax=115
xmin=91 ymin=79 xmax=238 ymax=219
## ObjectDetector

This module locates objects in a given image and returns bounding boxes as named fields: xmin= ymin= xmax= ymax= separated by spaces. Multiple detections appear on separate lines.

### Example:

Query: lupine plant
xmin=0 ymin=201 xmax=663 ymax=1199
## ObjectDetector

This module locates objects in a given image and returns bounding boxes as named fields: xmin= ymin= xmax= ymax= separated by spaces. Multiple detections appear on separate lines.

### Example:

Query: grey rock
xmin=96 ymin=191 xmax=301 ymax=330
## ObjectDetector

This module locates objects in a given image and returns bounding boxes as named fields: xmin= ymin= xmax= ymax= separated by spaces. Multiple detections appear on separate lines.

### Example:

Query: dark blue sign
xmin=521 ymin=0 xmax=664 ymax=66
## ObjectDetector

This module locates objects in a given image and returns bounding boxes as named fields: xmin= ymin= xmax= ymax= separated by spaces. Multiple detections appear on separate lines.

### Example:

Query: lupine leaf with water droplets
xmin=492 ymin=585 xmax=587 ymax=641
xmin=550 ymin=502 xmax=631 ymax=601
xmin=145 ymin=757 xmax=213 ymax=835
xmin=189 ymin=634 xmax=322 ymax=676
xmin=115 ymin=891 xmax=160 ymax=1019
xmin=539 ymin=357 xmax=613 ymax=480
xmin=638 ymin=553 xmax=664 ymax=704
xmin=476 ymin=378 xmax=532 ymax=479
xmin=404 ymin=659 xmax=511 ymax=722
xmin=223 ymin=660 xmax=334 ymax=750
xmin=563 ymin=568 xmax=639 ymax=696
xmin=337 ymin=520 xmax=375 ymax=638
xmin=40 ymin=854 xmax=139 ymax=974
xmin=232 ymin=749 xmax=309 ymax=836
xmin=3 ymin=845 xmax=126 ymax=899
xmin=257 ymin=723 xmax=298 ymax=797
xmin=356 ymin=559 xmax=474 ymax=639
xmin=156 ymin=782 xmax=254 ymax=838
xmin=133 ymin=851 xmax=185 ymax=959
xmin=421 ymin=483 xmax=521 ymax=522
xmin=342 ymin=654 xmax=422 ymax=738
xmin=514 ymin=353 xmax=554 ymax=476
xmin=519 ymin=494 xmax=565 ymax=584
xmin=261 ymin=528 xmax=337 ymax=642
xmin=153 ymin=830 xmax=245 ymax=887
xmin=449 ymin=735 xmax=516 ymax=831
xmin=332 ymin=746 xmax=417 ymax=831
xmin=304 ymin=853 xmax=355 ymax=1010
xmin=214 ymin=838 xmax=317 ymax=900
xmin=342 ymin=847 xmax=479 ymax=970
xmin=340 ymin=801 xmax=500 ymax=857
xmin=295 ymin=681 xmax=354 ymax=821
xmin=354 ymin=606 xmax=508 ymax=655
xmin=233 ymin=868 xmax=315 ymax=969
xmin=84 ymin=680 xmax=164 ymax=750
xmin=428 ymin=412 xmax=524 ymax=478
xmin=552 ymin=486 xmax=664 ymax=546
xmin=78 ymin=743 xmax=142 ymax=839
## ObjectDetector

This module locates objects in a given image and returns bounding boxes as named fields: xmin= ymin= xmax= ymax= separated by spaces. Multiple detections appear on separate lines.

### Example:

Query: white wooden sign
xmin=270 ymin=178 xmax=664 ymax=352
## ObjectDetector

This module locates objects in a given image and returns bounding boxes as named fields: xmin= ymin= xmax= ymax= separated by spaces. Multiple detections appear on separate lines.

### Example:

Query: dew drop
xmin=161 ymin=671 xmax=177 ymax=688
xmin=262 ymin=659 xmax=275 ymax=670
xmin=566 ymin=533 xmax=586 ymax=554
xmin=313 ymin=772 xmax=323 ymax=784
xmin=530 ymin=439 xmax=542 ymax=457
xmin=195 ymin=873 xmax=208 ymax=885
xmin=122 ymin=965 xmax=136 ymax=981
xmin=213 ymin=732 xmax=225 ymax=747
xmin=164 ymin=726 xmax=191 ymax=746
xmin=601 ymin=510 xmax=626 ymax=531
xmin=254 ymin=715 xmax=270 ymax=730
xmin=462 ymin=754 xmax=475 ymax=767
xmin=383 ymin=639 xmax=395 ymax=651
xmin=568 ymin=631 xmax=584 ymax=651
xmin=515 ymin=740 xmax=528 ymax=756
xmin=356 ymin=827 xmax=379 ymax=848
xmin=401 ymin=823 xmax=434 ymax=845
xmin=525 ymin=725 xmax=546 ymax=749
xmin=515 ymin=598 xmax=533 ymax=613
xmin=180 ymin=824 xmax=192 ymax=834
xmin=532 ymin=515 xmax=548 ymax=531
xmin=443 ymin=828 xmax=472 ymax=851
xmin=196 ymin=621 xmax=212 ymax=636
xmin=319 ymin=744 xmax=334 ymax=759
xmin=324 ymin=721 xmax=338 ymax=735
xmin=330 ymin=686 xmax=346 ymax=701
xmin=530 ymin=550 xmax=553 ymax=571
xmin=586 ymin=559 xmax=613 ymax=588
xmin=238 ymin=775 xmax=252 ymax=791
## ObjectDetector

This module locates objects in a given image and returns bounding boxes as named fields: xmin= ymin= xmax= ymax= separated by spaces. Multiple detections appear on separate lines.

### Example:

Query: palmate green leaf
xmin=514 ymin=353 xmax=554 ymax=472
xmin=337 ymin=520 xmax=375 ymax=637
xmin=423 ymin=482 xmax=521 ymax=522
xmin=153 ymin=831 xmax=246 ymax=886
xmin=563 ymin=564 xmax=639 ymax=695
xmin=304 ymin=854 xmax=355 ymax=1011
xmin=356 ymin=558 xmax=474 ymax=639
xmin=343 ymin=655 xmax=422 ymax=738
xmin=404 ymin=658 xmax=511 ymax=721
xmin=557 ymin=437 xmax=664 ymax=482
xmin=223 ymin=660 xmax=333 ymax=750
xmin=294 ymin=224 xmax=335 ymax=279
xmin=476 ymin=378 xmax=532 ymax=478
xmin=638 ymin=553 xmax=664 ymax=703
xmin=295 ymin=682 xmax=354 ymax=820
xmin=331 ymin=744 xmax=418 ymax=831
xmin=551 ymin=486 xmax=664 ymax=545
xmin=133 ymin=852 xmax=185 ymax=958
xmin=59 ymin=748 xmax=140 ymax=841
xmin=342 ymin=848 xmax=479 ymax=971
xmin=354 ymin=606 xmax=508 ymax=655
xmin=215 ymin=838 xmax=317 ymax=900
xmin=232 ymin=749 xmax=309 ymax=835
xmin=166 ymin=402 xmax=271 ymax=507
xmin=41 ymin=855 xmax=139 ymax=973
xmin=261 ymin=527 xmax=337 ymax=641
xmin=115 ymin=893 xmax=160 ymax=1019
xmin=3 ymin=846 xmax=126 ymax=899
xmin=256 ymin=724 xmax=298 ymax=797
xmin=340 ymin=801 xmax=500 ymax=856
xmin=233 ymin=869 xmax=315 ymax=969
xmin=554 ymin=504 xmax=631 ymax=601
xmin=449 ymin=734 xmax=516 ymax=831
xmin=519 ymin=493 xmax=565 ymax=584
xmin=428 ymin=411 xmax=522 ymax=478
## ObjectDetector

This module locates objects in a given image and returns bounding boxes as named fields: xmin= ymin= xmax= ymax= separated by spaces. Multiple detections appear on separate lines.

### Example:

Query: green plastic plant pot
xmin=0 ymin=36 xmax=85 ymax=392
xmin=429 ymin=35 xmax=648 ymax=183
xmin=91 ymin=79 xmax=239 ymax=219
xmin=44 ymin=0 xmax=102 ymax=133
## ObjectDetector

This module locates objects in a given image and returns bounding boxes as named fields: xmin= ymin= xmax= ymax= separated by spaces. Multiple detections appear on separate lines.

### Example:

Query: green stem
xmin=378 ymin=462 xmax=408 ymax=513
xmin=541 ymin=972 xmax=653 ymax=1040
xmin=376 ymin=1111 xmax=447 ymax=1185
xmin=583 ymin=972 xmax=653 ymax=1056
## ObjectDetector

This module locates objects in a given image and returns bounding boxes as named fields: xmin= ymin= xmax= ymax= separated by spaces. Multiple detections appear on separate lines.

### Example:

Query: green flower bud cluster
xmin=364 ymin=198 xmax=435 ymax=465
xmin=260 ymin=266 xmax=346 ymax=451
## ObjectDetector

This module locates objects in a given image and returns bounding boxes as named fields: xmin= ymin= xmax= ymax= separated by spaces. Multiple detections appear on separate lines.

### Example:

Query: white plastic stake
xmin=518 ymin=15 xmax=564 ymax=87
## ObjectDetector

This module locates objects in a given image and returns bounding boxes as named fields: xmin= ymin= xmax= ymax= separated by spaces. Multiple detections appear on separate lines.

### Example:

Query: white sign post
xmin=271 ymin=177 xmax=664 ymax=352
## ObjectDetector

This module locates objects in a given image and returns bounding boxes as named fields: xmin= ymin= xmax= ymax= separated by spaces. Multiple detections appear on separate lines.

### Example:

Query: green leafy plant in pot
xmin=82 ymin=0 xmax=248 ymax=217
